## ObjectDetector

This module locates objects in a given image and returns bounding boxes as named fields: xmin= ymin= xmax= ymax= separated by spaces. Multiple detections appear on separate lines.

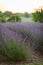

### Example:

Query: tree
xmin=32 ymin=9 xmax=43 ymax=22
xmin=7 ymin=15 xmax=21 ymax=22
xmin=24 ymin=12 xmax=29 ymax=18
xmin=4 ymin=11 xmax=12 ymax=17
xmin=0 ymin=11 xmax=21 ymax=22
xmin=0 ymin=13 xmax=6 ymax=22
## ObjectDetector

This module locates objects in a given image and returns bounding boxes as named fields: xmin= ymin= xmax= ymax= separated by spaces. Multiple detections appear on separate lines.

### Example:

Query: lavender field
xmin=0 ymin=22 xmax=43 ymax=64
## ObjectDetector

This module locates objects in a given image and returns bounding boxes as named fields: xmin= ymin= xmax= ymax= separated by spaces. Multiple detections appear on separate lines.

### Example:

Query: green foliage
xmin=32 ymin=9 xmax=43 ymax=22
xmin=0 ymin=39 xmax=29 ymax=61
xmin=32 ymin=33 xmax=43 ymax=56
xmin=24 ymin=12 xmax=29 ymax=18
xmin=0 ymin=13 xmax=7 ymax=22
xmin=0 ymin=11 xmax=21 ymax=22
xmin=8 ymin=15 xmax=21 ymax=22
xmin=0 ymin=11 xmax=32 ymax=22
xmin=3 ymin=11 xmax=12 ymax=17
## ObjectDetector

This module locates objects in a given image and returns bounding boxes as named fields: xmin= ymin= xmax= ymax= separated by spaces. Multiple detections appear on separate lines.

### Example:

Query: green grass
xmin=20 ymin=16 xmax=34 ymax=22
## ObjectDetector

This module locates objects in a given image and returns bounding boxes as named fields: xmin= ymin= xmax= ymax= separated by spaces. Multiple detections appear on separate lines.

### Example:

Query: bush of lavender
xmin=0 ymin=25 xmax=30 ymax=61
xmin=0 ymin=38 xmax=30 ymax=61
xmin=0 ymin=24 xmax=23 ymax=46
xmin=32 ymin=33 xmax=43 ymax=55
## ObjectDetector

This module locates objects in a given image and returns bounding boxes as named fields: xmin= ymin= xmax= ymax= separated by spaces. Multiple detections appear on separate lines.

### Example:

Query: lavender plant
xmin=14 ymin=23 xmax=43 ymax=56
xmin=0 ymin=24 xmax=23 ymax=45
xmin=0 ymin=39 xmax=29 ymax=61
xmin=0 ymin=22 xmax=43 ymax=58
xmin=0 ymin=25 xmax=30 ymax=61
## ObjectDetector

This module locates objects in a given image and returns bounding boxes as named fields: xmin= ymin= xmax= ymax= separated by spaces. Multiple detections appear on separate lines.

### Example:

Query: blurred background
xmin=0 ymin=0 xmax=43 ymax=22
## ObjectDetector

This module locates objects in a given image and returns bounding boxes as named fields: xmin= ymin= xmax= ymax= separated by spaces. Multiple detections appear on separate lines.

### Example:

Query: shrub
xmin=7 ymin=15 xmax=21 ymax=22
xmin=0 ymin=39 xmax=29 ymax=61
xmin=0 ymin=13 xmax=7 ymax=22
xmin=32 ymin=9 xmax=43 ymax=22
xmin=24 ymin=12 xmax=30 ymax=18
xmin=32 ymin=33 xmax=43 ymax=55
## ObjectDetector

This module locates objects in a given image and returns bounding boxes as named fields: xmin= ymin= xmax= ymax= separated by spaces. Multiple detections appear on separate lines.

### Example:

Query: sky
xmin=0 ymin=0 xmax=43 ymax=13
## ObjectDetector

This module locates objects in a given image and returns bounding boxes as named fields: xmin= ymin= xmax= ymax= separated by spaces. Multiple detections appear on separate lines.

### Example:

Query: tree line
xmin=0 ymin=11 xmax=30 ymax=22
xmin=32 ymin=9 xmax=43 ymax=23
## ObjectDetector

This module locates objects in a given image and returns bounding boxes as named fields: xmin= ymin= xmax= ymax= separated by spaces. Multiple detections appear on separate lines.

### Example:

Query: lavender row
xmin=2 ymin=22 xmax=43 ymax=42
xmin=0 ymin=22 xmax=43 ymax=55
xmin=0 ymin=24 xmax=24 ymax=46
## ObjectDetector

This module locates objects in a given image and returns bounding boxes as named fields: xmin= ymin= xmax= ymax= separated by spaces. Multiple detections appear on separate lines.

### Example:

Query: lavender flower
xmin=0 ymin=24 xmax=23 ymax=46
xmin=0 ymin=22 xmax=43 ymax=56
